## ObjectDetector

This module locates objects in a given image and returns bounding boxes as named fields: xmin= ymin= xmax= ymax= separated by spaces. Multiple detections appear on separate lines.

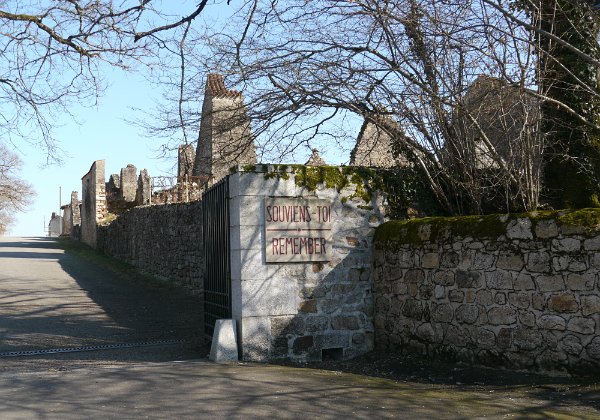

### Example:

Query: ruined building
xmin=350 ymin=117 xmax=411 ymax=168
xmin=79 ymin=160 xmax=151 ymax=248
xmin=451 ymin=75 xmax=540 ymax=169
xmin=47 ymin=212 xmax=62 ymax=238
xmin=60 ymin=191 xmax=81 ymax=237
xmin=192 ymin=74 xmax=257 ymax=185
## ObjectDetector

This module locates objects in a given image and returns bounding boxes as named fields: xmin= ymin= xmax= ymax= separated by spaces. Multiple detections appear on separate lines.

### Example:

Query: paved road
xmin=0 ymin=237 xmax=599 ymax=419
xmin=0 ymin=236 xmax=205 ymax=370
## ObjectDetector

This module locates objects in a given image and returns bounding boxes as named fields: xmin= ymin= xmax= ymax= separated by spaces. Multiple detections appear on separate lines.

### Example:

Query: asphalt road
xmin=0 ymin=236 xmax=206 ymax=371
xmin=0 ymin=236 xmax=599 ymax=419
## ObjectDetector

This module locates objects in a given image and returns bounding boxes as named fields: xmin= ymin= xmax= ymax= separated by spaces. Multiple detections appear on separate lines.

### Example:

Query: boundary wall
xmin=374 ymin=211 xmax=600 ymax=373
xmin=96 ymin=201 xmax=203 ymax=293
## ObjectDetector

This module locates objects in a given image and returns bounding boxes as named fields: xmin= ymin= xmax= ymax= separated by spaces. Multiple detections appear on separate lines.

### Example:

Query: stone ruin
xmin=77 ymin=159 xmax=151 ymax=248
xmin=193 ymin=74 xmax=257 ymax=185
xmin=60 ymin=191 xmax=81 ymax=238
xmin=151 ymin=144 xmax=207 ymax=205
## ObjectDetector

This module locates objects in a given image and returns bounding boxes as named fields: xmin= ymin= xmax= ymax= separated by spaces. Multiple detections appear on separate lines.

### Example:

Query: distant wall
xmin=96 ymin=201 xmax=204 ymax=293
xmin=373 ymin=211 xmax=600 ymax=373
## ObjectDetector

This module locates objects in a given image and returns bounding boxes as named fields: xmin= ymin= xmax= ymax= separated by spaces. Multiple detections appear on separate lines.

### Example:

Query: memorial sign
xmin=264 ymin=197 xmax=332 ymax=262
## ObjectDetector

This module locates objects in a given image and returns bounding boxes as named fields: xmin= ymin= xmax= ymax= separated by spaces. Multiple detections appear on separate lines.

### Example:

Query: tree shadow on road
xmin=0 ymin=237 xmax=208 ymax=367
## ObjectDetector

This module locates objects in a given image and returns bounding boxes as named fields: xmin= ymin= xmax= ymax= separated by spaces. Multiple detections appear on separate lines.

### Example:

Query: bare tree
xmin=145 ymin=1 xmax=545 ymax=214
xmin=0 ymin=1 xmax=215 ymax=161
xmin=0 ymin=143 xmax=35 ymax=235
xmin=148 ymin=0 xmax=600 ymax=214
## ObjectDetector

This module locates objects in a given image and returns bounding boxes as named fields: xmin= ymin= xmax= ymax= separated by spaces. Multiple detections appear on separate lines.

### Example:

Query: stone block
xmin=229 ymin=171 xmax=296 ymax=198
xmin=445 ymin=325 xmax=469 ymax=347
xmin=331 ymin=315 xmax=360 ymax=330
xmin=477 ymin=328 xmax=496 ymax=348
xmin=432 ymin=270 xmax=455 ymax=286
xmin=537 ymin=314 xmax=566 ymax=331
xmin=547 ymin=293 xmax=578 ymax=313
xmin=494 ymin=292 xmax=507 ymax=305
xmin=496 ymin=328 xmax=513 ymax=348
xmin=473 ymin=252 xmax=495 ymax=269
xmin=241 ymin=316 xmax=271 ymax=361
xmin=402 ymin=299 xmax=425 ymax=320
xmin=513 ymin=327 xmax=542 ymax=350
xmin=496 ymin=252 xmax=524 ymax=271
xmin=305 ymin=316 xmax=329 ymax=332
xmin=299 ymin=299 xmax=318 ymax=313
xmin=532 ymin=293 xmax=545 ymax=311
xmin=534 ymin=275 xmax=565 ymax=292
xmin=210 ymin=319 xmax=239 ymax=362
xmin=566 ymin=317 xmax=595 ymax=335
xmin=416 ymin=323 xmax=439 ymax=343
xmin=230 ymin=224 xmax=263 ymax=251
xmin=431 ymin=303 xmax=453 ymax=323
xmin=506 ymin=218 xmax=533 ymax=239
xmin=487 ymin=307 xmax=517 ymax=325
xmin=535 ymin=220 xmax=559 ymax=239
xmin=229 ymin=195 xmax=263 ymax=227
xmin=422 ymin=253 xmax=439 ymax=268
xmin=476 ymin=290 xmax=493 ymax=305
xmin=405 ymin=269 xmax=425 ymax=283
xmin=586 ymin=337 xmax=600 ymax=359
xmin=455 ymin=304 xmax=479 ymax=324
xmin=566 ymin=273 xmax=595 ymax=291
xmin=508 ymin=292 xmax=530 ymax=309
xmin=240 ymin=276 xmax=298 ymax=317
xmin=485 ymin=271 xmax=513 ymax=290
xmin=551 ymin=238 xmax=580 ymax=253
xmin=434 ymin=285 xmax=445 ymax=299
xmin=440 ymin=252 xmax=459 ymax=268
xmin=527 ymin=252 xmax=551 ymax=273
xmin=314 ymin=333 xmax=350 ymax=350
xmin=519 ymin=310 xmax=536 ymax=327
xmin=514 ymin=273 xmax=535 ymax=291
xmin=581 ymin=295 xmax=600 ymax=316
xmin=583 ymin=235 xmax=600 ymax=251
xmin=230 ymin=248 xmax=267 ymax=281
xmin=449 ymin=289 xmax=465 ymax=303
xmin=456 ymin=270 xmax=481 ymax=288
xmin=561 ymin=334 xmax=583 ymax=355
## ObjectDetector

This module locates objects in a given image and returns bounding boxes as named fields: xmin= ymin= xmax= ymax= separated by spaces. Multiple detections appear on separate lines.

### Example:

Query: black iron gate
xmin=202 ymin=176 xmax=231 ymax=338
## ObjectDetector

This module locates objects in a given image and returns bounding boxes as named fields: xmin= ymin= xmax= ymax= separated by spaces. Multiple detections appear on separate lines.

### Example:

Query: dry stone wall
xmin=96 ymin=201 xmax=203 ymax=293
xmin=373 ymin=211 xmax=600 ymax=373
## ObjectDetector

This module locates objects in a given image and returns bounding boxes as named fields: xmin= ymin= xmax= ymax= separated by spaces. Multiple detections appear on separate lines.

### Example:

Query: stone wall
xmin=81 ymin=160 xmax=106 ymax=248
xmin=373 ymin=211 xmax=600 ymax=373
xmin=230 ymin=165 xmax=386 ymax=362
xmin=96 ymin=201 xmax=204 ymax=293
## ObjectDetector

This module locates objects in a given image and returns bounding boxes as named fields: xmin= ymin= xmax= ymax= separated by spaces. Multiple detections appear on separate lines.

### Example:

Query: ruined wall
xmin=80 ymin=160 xmax=106 ymax=248
xmin=96 ymin=202 xmax=203 ymax=293
xmin=373 ymin=211 xmax=600 ymax=373
xmin=193 ymin=74 xmax=256 ymax=185
xmin=230 ymin=165 xmax=386 ymax=362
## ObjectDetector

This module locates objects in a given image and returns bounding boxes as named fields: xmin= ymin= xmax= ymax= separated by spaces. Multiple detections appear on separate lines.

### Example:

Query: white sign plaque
xmin=264 ymin=198 xmax=332 ymax=262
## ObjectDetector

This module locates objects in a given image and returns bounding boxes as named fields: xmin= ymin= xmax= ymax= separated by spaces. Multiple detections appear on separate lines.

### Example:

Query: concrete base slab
xmin=209 ymin=319 xmax=239 ymax=362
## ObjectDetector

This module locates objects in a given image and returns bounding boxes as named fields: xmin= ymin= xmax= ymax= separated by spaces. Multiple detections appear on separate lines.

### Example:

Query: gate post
xmin=228 ymin=165 xmax=386 ymax=362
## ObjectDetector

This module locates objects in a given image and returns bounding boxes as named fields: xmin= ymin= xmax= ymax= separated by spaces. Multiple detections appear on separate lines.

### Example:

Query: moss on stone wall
xmin=375 ymin=208 xmax=600 ymax=246
xmin=237 ymin=164 xmax=441 ymax=217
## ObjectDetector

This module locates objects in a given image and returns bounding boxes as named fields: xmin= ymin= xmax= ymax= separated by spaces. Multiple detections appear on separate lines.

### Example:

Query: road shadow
xmin=0 ymin=237 xmax=207 ymax=365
